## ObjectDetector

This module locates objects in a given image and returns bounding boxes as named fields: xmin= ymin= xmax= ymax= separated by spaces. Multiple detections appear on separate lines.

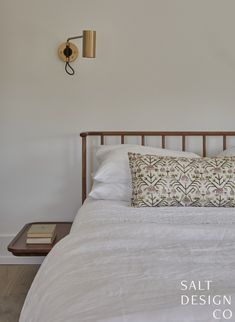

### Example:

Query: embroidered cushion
xmin=128 ymin=153 xmax=235 ymax=207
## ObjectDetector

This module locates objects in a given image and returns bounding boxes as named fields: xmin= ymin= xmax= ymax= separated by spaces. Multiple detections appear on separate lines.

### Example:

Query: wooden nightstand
xmin=8 ymin=222 xmax=72 ymax=256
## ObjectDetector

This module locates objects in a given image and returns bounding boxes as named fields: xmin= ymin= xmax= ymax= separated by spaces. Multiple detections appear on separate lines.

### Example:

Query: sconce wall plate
xmin=58 ymin=43 xmax=78 ymax=62
xmin=58 ymin=30 xmax=96 ymax=75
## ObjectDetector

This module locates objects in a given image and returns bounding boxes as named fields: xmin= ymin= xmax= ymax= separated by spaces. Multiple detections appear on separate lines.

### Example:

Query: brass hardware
xmin=82 ymin=30 xmax=96 ymax=58
xmin=58 ymin=42 xmax=78 ymax=62
xmin=58 ymin=30 xmax=96 ymax=75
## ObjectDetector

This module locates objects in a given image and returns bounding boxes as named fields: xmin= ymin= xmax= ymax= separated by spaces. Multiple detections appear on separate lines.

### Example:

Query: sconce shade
xmin=82 ymin=30 xmax=96 ymax=58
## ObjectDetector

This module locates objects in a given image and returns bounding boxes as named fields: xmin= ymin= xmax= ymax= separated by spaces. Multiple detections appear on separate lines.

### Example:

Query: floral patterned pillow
xmin=128 ymin=153 xmax=235 ymax=207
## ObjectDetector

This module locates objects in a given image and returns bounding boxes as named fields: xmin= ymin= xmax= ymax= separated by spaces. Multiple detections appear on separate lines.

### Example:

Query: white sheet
xmin=20 ymin=199 xmax=235 ymax=322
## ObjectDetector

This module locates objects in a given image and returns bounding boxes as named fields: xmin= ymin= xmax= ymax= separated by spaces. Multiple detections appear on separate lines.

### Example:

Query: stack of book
xmin=26 ymin=224 xmax=56 ymax=244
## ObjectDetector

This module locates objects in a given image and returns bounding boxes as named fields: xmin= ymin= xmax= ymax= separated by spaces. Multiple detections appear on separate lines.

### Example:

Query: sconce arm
xmin=66 ymin=35 xmax=83 ymax=42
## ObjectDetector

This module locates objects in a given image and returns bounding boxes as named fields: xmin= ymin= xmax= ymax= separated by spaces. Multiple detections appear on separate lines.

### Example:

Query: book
xmin=26 ymin=233 xmax=56 ymax=244
xmin=27 ymin=224 xmax=56 ymax=238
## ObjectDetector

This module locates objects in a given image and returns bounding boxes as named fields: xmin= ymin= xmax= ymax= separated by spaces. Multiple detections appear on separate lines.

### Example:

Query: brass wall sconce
xmin=58 ymin=30 xmax=96 ymax=75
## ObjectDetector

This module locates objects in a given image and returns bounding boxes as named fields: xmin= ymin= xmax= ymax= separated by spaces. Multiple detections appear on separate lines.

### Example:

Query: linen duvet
xmin=20 ymin=198 xmax=235 ymax=322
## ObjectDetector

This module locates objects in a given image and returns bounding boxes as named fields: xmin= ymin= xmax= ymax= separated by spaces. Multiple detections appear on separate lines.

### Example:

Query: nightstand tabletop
xmin=8 ymin=222 xmax=72 ymax=256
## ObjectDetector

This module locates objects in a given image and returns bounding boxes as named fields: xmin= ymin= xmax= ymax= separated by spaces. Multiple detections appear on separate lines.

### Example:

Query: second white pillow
xmin=217 ymin=147 xmax=235 ymax=157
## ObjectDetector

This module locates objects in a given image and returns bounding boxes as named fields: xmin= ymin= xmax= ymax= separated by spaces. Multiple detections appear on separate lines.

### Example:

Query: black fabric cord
xmin=65 ymin=62 xmax=75 ymax=75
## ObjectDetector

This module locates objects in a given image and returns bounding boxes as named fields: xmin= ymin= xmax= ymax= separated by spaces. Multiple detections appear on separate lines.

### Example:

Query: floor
xmin=0 ymin=265 xmax=40 ymax=322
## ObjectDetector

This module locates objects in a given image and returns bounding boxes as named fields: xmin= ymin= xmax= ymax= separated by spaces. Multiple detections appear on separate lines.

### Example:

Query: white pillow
xmin=89 ymin=181 xmax=131 ymax=201
xmin=217 ymin=147 xmax=235 ymax=157
xmin=94 ymin=144 xmax=200 ymax=184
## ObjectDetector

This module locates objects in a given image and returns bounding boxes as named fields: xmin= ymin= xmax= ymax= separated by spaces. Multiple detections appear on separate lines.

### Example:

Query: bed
xmin=19 ymin=131 xmax=235 ymax=322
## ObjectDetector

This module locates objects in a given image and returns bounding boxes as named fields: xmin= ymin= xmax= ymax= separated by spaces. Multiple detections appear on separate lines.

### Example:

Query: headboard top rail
xmin=80 ymin=131 xmax=235 ymax=137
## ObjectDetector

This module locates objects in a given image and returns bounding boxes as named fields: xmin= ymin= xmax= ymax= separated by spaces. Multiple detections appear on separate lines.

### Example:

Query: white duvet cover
xmin=20 ymin=199 xmax=235 ymax=322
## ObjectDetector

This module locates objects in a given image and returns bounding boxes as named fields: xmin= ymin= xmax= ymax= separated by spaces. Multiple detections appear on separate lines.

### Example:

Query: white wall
xmin=1 ymin=0 xmax=235 ymax=263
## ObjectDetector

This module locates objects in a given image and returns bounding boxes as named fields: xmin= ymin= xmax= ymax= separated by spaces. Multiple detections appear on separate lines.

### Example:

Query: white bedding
xmin=20 ymin=199 xmax=235 ymax=322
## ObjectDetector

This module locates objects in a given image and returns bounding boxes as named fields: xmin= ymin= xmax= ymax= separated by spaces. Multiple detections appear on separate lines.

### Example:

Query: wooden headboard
xmin=80 ymin=131 xmax=235 ymax=203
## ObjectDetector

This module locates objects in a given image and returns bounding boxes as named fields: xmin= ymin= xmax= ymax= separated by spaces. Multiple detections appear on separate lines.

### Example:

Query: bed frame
xmin=80 ymin=131 xmax=235 ymax=203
